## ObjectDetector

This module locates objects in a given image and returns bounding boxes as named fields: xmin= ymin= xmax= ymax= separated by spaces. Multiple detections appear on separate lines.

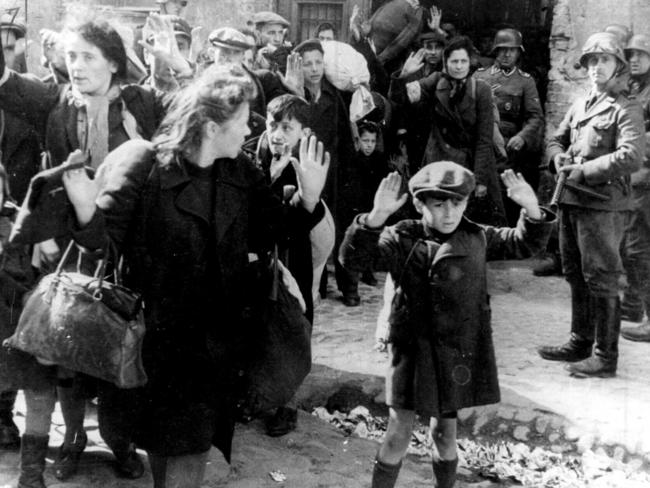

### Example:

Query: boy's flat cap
xmin=208 ymin=27 xmax=254 ymax=51
xmin=253 ymin=12 xmax=290 ymax=28
xmin=409 ymin=161 xmax=475 ymax=200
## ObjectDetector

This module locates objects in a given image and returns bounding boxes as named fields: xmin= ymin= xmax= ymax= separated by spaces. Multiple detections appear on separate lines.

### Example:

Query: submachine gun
xmin=548 ymin=156 xmax=610 ymax=209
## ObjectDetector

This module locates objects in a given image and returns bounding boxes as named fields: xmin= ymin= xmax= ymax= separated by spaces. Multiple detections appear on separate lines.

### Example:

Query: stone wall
xmin=547 ymin=0 xmax=650 ymax=133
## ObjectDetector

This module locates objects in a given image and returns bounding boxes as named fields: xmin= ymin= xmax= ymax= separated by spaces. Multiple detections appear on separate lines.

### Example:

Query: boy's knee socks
xmin=371 ymin=456 xmax=402 ymax=488
xmin=432 ymin=456 xmax=458 ymax=488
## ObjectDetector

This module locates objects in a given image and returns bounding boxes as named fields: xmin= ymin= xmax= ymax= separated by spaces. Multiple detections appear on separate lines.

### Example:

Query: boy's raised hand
xmin=366 ymin=172 xmax=408 ymax=228
xmin=501 ymin=169 xmax=542 ymax=220
xmin=292 ymin=135 xmax=330 ymax=212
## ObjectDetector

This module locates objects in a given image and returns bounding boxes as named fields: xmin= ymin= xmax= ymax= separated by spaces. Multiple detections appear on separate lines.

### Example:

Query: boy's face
xmin=359 ymin=131 xmax=377 ymax=156
xmin=301 ymin=49 xmax=324 ymax=86
xmin=266 ymin=115 xmax=309 ymax=155
xmin=414 ymin=195 xmax=468 ymax=234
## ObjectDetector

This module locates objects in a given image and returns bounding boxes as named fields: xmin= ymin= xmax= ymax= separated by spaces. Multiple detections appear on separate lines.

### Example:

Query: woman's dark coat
xmin=340 ymin=212 xmax=554 ymax=416
xmin=0 ymin=71 xmax=164 ymax=169
xmin=72 ymin=140 xmax=324 ymax=459
xmin=390 ymin=72 xmax=506 ymax=224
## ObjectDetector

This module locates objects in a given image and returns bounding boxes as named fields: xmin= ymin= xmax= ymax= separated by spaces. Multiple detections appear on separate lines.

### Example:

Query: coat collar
xmin=435 ymin=75 xmax=475 ymax=129
xmin=158 ymin=153 xmax=252 ymax=244
xmin=575 ymin=91 xmax=617 ymax=123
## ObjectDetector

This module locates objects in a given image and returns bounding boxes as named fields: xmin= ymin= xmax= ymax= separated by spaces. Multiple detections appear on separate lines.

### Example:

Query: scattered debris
xmin=312 ymin=406 xmax=650 ymax=488
xmin=269 ymin=470 xmax=287 ymax=483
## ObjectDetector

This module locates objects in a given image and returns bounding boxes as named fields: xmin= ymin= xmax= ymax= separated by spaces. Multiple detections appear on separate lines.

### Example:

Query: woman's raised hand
xmin=62 ymin=150 xmax=99 ymax=226
xmin=400 ymin=49 xmax=425 ymax=78
xmin=366 ymin=172 xmax=408 ymax=228
xmin=291 ymin=135 xmax=330 ymax=212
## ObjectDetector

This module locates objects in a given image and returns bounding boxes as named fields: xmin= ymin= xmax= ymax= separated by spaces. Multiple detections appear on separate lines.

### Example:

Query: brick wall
xmin=547 ymin=0 xmax=650 ymax=133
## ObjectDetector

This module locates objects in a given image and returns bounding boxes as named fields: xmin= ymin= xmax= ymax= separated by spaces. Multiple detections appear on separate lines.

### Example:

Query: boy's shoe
xmin=265 ymin=407 xmax=298 ymax=437
xmin=54 ymin=431 xmax=87 ymax=481
xmin=342 ymin=293 xmax=361 ymax=307
xmin=361 ymin=271 xmax=378 ymax=287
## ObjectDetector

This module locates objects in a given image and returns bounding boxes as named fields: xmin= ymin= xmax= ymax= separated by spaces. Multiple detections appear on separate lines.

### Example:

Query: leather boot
xmin=371 ymin=456 xmax=401 ymax=488
xmin=621 ymin=321 xmax=650 ymax=342
xmin=0 ymin=390 xmax=20 ymax=451
xmin=567 ymin=296 xmax=620 ymax=378
xmin=432 ymin=456 xmax=458 ymax=488
xmin=538 ymin=283 xmax=593 ymax=362
xmin=17 ymin=435 xmax=49 ymax=488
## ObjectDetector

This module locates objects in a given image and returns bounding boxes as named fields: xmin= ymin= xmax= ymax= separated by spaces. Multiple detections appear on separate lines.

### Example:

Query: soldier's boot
xmin=567 ymin=296 xmax=620 ymax=378
xmin=538 ymin=283 xmax=593 ymax=362
xmin=0 ymin=390 xmax=20 ymax=451
xmin=432 ymin=456 xmax=458 ymax=488
xmin=370 ymin=457 xmax=401 ymax=488
xmin=17 ymin=435 xmax=49 ymax=488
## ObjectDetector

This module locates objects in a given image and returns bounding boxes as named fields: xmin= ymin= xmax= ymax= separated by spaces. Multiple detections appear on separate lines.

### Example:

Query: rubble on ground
xmin=312 ymin=406 xmax=650 ymax=488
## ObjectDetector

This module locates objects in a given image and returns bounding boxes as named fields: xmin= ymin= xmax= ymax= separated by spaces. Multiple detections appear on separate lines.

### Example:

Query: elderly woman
xmin=0 ymin=11 xmax=190 ymax=486
xmin=538 ymin=32 xmax=645 ymax=378
xmin=61 ymin=65 xmax=329 ymax=487
xmin=390 ymin=35 xmax=506 ymax=226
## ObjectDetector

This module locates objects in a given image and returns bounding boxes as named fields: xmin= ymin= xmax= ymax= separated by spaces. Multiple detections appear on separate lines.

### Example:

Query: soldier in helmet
xmin=538 ymin=32 xmax=645 ymax=378
xmin=475 ymin=28 xmax=545 ymax=226
xmin=620 ymin=34 xmax=650 ymax=341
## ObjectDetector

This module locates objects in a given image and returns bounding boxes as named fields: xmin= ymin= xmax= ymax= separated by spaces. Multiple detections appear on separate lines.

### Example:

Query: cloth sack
xmin=4 ymin=241 xmax=147 ymax=388
xmin=245 ymin=247 xmax=312 ymax=415
xmin=322 ymin=40 xmax=370 ymax=92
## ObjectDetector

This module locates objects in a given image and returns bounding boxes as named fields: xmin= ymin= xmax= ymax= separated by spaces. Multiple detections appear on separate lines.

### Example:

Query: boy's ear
xmin=412 ymin=196 xmax=424 ymax=215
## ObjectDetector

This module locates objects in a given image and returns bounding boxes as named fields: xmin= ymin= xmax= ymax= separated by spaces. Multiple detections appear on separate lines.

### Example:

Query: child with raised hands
xmin=339 ymin=162 xmax=555 ymax=488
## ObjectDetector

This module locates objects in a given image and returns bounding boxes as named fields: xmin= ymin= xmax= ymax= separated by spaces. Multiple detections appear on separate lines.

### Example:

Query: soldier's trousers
xmin=621 ymin=187 xmax=650 ymax=317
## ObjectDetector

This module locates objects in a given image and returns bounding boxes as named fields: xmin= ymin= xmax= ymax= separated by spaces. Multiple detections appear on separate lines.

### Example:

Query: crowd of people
xmin=0 ymin=0 xmax=647 ymax=487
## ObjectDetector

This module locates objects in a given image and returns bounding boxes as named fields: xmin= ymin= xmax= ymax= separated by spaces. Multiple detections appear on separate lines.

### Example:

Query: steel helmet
xmin=604 ymin=24 xmax=632 ymax=46
xmin=579 ymin=32 xmax=627 ymax=68
xmin=625 ymin=34 xmax=650 ymax=58
xmin=491 ymin=28 xmax=524 ymax=54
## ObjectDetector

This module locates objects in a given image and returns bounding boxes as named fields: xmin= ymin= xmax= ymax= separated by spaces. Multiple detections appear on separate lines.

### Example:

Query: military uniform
xmin=621 ymin=70 xmax=650 ymax=322
xmin=475 ymin=64 xmax=544 ymax=223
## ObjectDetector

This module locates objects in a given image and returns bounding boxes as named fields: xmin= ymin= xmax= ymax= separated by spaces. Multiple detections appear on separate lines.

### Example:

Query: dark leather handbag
xmin=244 ymin=247 xmax=312 ymax=416
xmin=4 ymin=241 xmax=147 ymax=388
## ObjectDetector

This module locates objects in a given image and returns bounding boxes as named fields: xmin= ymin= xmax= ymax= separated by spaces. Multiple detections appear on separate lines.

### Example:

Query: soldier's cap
xmin=409 ymin=161 xmax=476 ymax=200
xmin=253 ymin=11 xmax=290 ymax=28
xmin=208 ymin=27 xmax=254 ymax=51
xmin=0 ymin=13 xmax=26 ymax=39
xmin=419 ymin=30 xmax=447 ymax=46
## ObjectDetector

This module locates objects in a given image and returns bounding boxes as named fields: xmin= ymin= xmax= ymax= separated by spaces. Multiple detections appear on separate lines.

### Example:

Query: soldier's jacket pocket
xmin=588 ymin=117 xmax=615 ymax=149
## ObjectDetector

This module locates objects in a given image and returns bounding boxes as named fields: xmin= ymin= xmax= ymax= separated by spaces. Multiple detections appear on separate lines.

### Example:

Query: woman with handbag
xmin=61 ymin=65 xmax=329 ymax=488
xmin=0 ymin=10 xmax=192 ymax=487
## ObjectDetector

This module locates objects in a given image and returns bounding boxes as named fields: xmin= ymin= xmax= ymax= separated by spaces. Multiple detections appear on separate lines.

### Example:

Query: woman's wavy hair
xmin=153 ymin=65 xmax=257 ymax=163
xmin=62 ymin=6 xmax=128 ymax=81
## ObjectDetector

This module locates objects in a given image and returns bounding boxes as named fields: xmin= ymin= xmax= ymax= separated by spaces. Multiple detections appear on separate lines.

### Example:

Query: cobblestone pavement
xmin=0 ymin=259 xmax=648 ymax=487
xmin=308 ymin=259 xmax=650 ymax=467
